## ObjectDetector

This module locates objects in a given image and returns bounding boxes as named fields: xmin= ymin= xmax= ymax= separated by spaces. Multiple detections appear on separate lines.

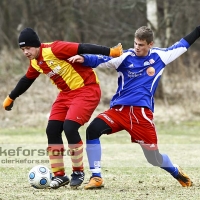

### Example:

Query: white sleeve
xmin=97 ymin=51 xmax=133 ymax=69
xmin=152 ymin=39 xmax=189 ymax=65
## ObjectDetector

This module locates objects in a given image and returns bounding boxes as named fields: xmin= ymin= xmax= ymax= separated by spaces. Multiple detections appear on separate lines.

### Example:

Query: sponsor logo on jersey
xmin=144 ymin=59 xmax=155 ymax=66
xmin=146 ymin=66 xmax=155 ymax=76
xmin=144 ymin=61 xmax=150 ymax=66
xmin=128 ymin=64 xmax=134 ymax=68
xmin=49 ymin=61 xmax=54 ymax=65
xmin=46 ymin=65 xmax=61 ymax=78
xmin=127 ymin=70 xmax=142 ymax=78
xmin=149 ymin=59 xmax=155 ymax=64
xmin=97 ymin=55 xmax=104 ymax=59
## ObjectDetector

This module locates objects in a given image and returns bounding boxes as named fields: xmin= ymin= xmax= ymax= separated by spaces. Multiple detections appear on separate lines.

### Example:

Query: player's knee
xmin=63 ymin=120 xmax=81 ymax=144
xmin=86 ymin=118 xmax=112 ymax=140
xmin=86 ymin=123 xmax=100 ymax=140
xmin=46 ymin=120 xmax=63 ymax=143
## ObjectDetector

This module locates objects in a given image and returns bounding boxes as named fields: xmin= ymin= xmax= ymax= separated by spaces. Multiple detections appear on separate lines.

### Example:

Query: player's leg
xmin=141 ymin=146 xmax=192 ymax=187
xmin=64 ymin=85 xmax=101 ymax=188
xmin=85 ymin=108 xmax=123 ymax=190
xmin=47 ymin=93 xmax=71 ymax=189
xmin=84 ymin=118 xmax=111 ymax=189
xmin=132 ymin=107 xmax=192 ymax=187
xmin=46 ymin=120 xmax=70 ymax=189
xmin=63 ymin=120 xmax=84 ymax=188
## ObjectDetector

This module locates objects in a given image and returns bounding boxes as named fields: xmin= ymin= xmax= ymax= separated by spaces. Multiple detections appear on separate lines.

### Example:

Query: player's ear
xmin=149 ymin=41 xmax=154 ymax=48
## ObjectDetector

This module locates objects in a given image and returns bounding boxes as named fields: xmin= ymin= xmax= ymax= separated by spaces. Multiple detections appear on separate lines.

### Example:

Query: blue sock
xmin=86 ymin=139 xmax=101 ymax=177
xmin=160 ymin=153 xmax=178 ymax=178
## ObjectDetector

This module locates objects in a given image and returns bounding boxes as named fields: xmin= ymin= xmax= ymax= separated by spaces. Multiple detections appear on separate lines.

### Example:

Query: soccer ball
xmin=28 ymin=165 xmax=52 ymax=189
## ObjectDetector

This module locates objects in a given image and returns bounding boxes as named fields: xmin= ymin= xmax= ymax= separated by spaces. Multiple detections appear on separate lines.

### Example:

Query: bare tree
xmin=1 ymin=0 xmax=200 ymax=105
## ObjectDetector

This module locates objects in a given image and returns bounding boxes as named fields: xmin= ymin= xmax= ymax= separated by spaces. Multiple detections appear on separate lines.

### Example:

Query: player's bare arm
xmin=68 ymin=55 xmax=84 ymax=63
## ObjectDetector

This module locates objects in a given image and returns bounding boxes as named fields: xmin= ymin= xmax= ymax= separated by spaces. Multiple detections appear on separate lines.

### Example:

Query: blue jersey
xmin=82 ymin=38 xmax=190 ymax=112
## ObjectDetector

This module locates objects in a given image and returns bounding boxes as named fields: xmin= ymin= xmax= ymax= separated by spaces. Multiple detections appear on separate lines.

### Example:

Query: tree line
xmin=1 ymin=0 xmax=200 ymax=106
xmin=1 ymin=0 xmax=199 ymax=49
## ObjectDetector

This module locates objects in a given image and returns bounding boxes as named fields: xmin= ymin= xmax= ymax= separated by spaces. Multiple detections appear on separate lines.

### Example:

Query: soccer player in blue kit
xmin=68 ymin=25 xmax=200 ymax=189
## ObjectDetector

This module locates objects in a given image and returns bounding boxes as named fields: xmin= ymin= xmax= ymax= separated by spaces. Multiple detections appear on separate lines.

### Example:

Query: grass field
xmin=1 ymin=121 xmax=200 ymax=200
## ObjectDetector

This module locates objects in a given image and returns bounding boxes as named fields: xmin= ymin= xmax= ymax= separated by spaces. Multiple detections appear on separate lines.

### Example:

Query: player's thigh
xmin=66 ymin=85 xmax=101 ymax=125
xmin=86 ymin=117 xmax=113 ymax=140
xmin=128 ymin=107 xmax=158 ymax=150
xmin=49 ymin=95 xmax=68 ymax=121
xmin=97 ymin=108 xmax=124 ymax=134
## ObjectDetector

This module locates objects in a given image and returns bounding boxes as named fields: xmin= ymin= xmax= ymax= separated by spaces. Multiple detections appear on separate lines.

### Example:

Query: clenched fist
xmin=3 ymin=96 xmax=14 ymax=111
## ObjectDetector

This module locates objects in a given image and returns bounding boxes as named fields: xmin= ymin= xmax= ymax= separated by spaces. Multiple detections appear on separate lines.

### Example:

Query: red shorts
xmin=97 ymin=105 xmax=158 ymax=150
xmin=49 ymin=84 xmax=101 ymax=125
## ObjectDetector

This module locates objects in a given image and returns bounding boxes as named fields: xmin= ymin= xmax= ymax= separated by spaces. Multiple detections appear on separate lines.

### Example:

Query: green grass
xmin=1 ymin=122 xmax=200 ymax=200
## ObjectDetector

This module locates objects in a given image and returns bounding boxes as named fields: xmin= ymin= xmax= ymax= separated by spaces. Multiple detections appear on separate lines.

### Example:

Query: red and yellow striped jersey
xmin=26 ymin=41 xmax=99 ymax=91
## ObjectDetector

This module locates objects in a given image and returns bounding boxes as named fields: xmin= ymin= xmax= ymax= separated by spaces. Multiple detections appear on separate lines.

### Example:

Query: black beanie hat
xmin=18 ymin=28 xmax=41 ymax=48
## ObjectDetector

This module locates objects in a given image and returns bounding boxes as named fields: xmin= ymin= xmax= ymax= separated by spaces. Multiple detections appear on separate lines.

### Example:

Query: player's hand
xmin=109 ymin=43 xmax=123 ymax=57
xmin=68 ymin=55 xmax=84 ymax=63
xmin=3 ymin=96 xmax=14 ymax=111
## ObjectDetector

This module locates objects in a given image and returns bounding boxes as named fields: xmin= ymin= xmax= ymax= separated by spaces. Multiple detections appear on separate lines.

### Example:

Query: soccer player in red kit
xmin=2 ymin=28 xmax=123 ymax=189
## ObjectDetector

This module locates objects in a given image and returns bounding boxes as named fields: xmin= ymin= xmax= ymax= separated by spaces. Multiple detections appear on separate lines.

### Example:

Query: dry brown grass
xmin=1 ymin=124 xmax=200 ymax=200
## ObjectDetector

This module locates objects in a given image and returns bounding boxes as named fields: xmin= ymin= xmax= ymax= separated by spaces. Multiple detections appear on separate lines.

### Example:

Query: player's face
xmin=21 ymin=46 xmax=40 ymax=60
xmin=134 ymin=38 xmax=153 ymax=57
